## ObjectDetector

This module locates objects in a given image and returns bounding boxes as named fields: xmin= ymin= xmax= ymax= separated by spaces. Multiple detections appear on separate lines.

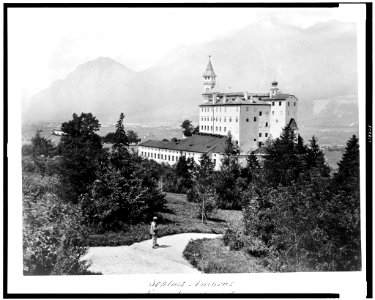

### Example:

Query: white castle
xmin=139 ymin=57 xmax=299 ymax=169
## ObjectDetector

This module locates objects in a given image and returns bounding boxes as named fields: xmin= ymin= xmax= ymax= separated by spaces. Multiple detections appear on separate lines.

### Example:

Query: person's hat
xmin=153 ymin=217 xmax=158 ymax=220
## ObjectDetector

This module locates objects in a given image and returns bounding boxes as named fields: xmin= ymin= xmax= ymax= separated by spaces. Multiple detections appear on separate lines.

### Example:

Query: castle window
xmin=259 ymin=142 xmax=262 ymax=147
xmin=276 ymin=119 xmax=278 ymax=123
xmin=220 ymin=127 xmax=222 ymax=131
xmin=259 ymin=133 xmax=262 ymax=137
xmin=265 ymin=122 xmax=268 ymax=127
xmin=279 ymin=102 xmax=282 ymax=106
xmin=211 ymin=126 xmax=213 ymax=130
xmin=246 ymin=118 xmax=249 ymax=122
xmin=254 ymin=117 xmax=257 ymax=122
xmin=229 ymin=118 xmax=232 ymax=122
xmin=215 ymin=126 xmax=218 ymax=131
xmin=272 ymin=102 xmax=275 ymax=106
xmin=236 ymin=118 xmax=238 ymax=122
xmin=168 ymin=155 xmax=170 ymax=161
xmin=288 ymin=102 xmax=290 ymax=106
xmin=259 ymin=111 xmax=262 ymax=116
xmin=158 ymin=154 xmax=160 ymax=159
xmin=254 ymin=138 xmax=256 ymax=141
xmin=201 ymin=126 xmax=203 ymax=130
xmin=265 ymin=133 xmax=268 ymax=137
xmin=294 ymin=102 xmax=296 ymax=106
xmin=224 ymin=127 xmax=226 ymax=132
xmin=224 ymin=117 xmax=226 ymax=122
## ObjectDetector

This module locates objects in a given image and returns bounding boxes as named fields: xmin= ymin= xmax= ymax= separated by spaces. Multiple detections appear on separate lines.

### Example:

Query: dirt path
xmin=83 ymin=233 xmax=221 ymax=274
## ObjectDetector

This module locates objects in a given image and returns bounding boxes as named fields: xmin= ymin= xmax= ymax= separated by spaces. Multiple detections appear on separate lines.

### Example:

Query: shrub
xmin=23 ymin=177 xmax=90 ymax=275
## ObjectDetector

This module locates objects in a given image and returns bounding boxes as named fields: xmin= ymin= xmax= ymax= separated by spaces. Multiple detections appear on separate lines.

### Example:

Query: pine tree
xmin=304 ymin=136 xmax=330 ymax=178
xmin=263 ymin=125 xmax=301 ymax=187
xmin=113 ymin=113 xmax=128 ymax=149
xmin=334 ymin=135 xmax=360 ymax=194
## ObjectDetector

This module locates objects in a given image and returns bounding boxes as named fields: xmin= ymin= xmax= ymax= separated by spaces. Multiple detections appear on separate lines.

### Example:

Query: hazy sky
xmin=8 ymin=5 xmax=364 ymax=101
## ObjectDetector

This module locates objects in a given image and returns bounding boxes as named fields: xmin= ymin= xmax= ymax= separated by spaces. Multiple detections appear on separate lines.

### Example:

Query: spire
xmin=203 ymin=55 xmax=217 ymax=77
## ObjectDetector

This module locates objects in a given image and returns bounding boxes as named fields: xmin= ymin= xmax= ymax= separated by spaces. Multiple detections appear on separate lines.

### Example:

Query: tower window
xmin=254 ymin=117 xmax=257 ymax=122
xmin=288 ymin=102 xmax=290 ymax=106
xmin=265 ymin=122 xmax=268 ymax=127
xmin=259 ymin=111 xmax=262 ymax=116
xmin=224 ymin=127 xmax=226 ymax=132
xmin=220 ymin=127 xmax=221 ymax=131
xmin=294 ymin=102 xmax=296 ymax=106
xmin=279 ymin=102 xmax=282 ymax=106
xmin=259 ymin=142 xmax=262 ymax=147
xmin=259 ymin=133 xmax=262 ymax=137
xmin=236 ymin=118 xmax=238 ymax=122
xmin=229 ymin=118 xmax=232 ymax=122
xmin=215 ymin=126 xmax=218 ymax=131
xmin=211 ymin=126 xmax=213 ymax=130
xmin=246 ymin=118 xmax=249 ymax=122
xmin=265 ymin=133 xmax=268 ymax=137
xmin=272 ymin=102 xmax=275 ymax=106
xmin=168 ymin=155 xmax=170 ymax=161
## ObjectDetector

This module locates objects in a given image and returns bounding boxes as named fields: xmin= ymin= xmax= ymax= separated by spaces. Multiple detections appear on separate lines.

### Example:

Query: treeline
xmin=22 ymin=112 xmax=165 ymax=275
xmin=222 ymin=127 xmax=360 ymax=271
xmin=150 ymin=124 xmax=360 ymax=271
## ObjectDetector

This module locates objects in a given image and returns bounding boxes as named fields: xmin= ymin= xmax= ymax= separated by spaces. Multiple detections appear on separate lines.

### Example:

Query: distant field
xmin=323 ymin=150 xmax=343 ymax=170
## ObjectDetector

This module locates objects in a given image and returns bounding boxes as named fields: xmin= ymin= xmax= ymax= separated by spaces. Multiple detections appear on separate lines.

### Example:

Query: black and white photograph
xmin=5 ymin=2 xmax=370 ymax=298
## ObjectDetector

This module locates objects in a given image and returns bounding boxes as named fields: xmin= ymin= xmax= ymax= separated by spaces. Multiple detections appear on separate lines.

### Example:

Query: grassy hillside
xmin=84 ymin=193 xmax=242 ymax=247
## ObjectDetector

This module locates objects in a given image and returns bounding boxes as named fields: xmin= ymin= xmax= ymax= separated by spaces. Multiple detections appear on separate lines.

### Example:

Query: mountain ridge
xmin=23 ymin=20 xmax=358 ymax=128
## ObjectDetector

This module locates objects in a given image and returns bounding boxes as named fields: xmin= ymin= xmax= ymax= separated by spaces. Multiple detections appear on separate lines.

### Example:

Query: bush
xmin=23 ymin=175 xmax=90 ymax=275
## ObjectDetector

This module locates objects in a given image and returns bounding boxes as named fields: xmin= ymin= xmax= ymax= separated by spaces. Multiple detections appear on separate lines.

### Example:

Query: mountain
xmin=23 ymin=20 xmax=358 ymax=128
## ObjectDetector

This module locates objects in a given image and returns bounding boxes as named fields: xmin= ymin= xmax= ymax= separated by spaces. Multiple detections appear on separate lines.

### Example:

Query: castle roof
xmin=139 ymin=133 xmax=227 ymax=154
xmin=200 ymin=92 xmax=296 ymax=106
xmin=202 ymin=57 xmax=217 ymax=77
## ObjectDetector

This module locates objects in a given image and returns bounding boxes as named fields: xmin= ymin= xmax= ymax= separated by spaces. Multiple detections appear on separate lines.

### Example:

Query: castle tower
xmin=270 ymin=78 xmax=279 ymax=98
xmin=203 ymin=56 xmax=217 ymax=93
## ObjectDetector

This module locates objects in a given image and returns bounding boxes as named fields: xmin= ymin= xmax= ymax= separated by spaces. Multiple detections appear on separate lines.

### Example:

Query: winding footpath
xmin=83 ymin=233 xmax=221 ymax=274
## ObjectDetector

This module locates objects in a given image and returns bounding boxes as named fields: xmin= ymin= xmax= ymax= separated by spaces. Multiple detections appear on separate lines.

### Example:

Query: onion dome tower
xmin=270 ymin=77 xmax=279 ymax=98
xmin=203 ymin=55 xmax=217 ymax=93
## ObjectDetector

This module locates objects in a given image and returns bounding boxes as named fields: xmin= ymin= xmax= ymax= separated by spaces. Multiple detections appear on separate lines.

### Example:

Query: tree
xmin=113 ymin=113 xmax=128 ymax=148
xmin=59 ymin=113 xmax=104 ymax=203
xmin=334 ymin=135 xmax=360 ymax=194
xmin=181 ymin=120 xmax=195 ymax=137
xmin=215 ymin=133 xmax=242 ymax=209
xmin=171 ymin=137 xmax=180 ymax=142
xmin=126 ymin=130 xmax=139 ymax=144
xmin=189 ymin=154 xmax=218 ymax=222
xmin=30 ymin=130 xmax=56 ymax=157
xmin=263 ymin=125 xmax=302 ymax=187
xmin=304 ymin=136 xmax=330 ymax=178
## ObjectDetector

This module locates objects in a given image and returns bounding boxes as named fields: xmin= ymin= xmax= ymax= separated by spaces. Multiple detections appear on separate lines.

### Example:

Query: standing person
xmin=150 ymin=216 xmax=159 ymax=249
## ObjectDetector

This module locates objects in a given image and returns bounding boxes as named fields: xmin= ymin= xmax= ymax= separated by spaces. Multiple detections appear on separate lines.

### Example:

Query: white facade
xmin=138 ymin=57 xmax=299 ymax=168
xmin=138 ymin=145 xmax=224 ymax=170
